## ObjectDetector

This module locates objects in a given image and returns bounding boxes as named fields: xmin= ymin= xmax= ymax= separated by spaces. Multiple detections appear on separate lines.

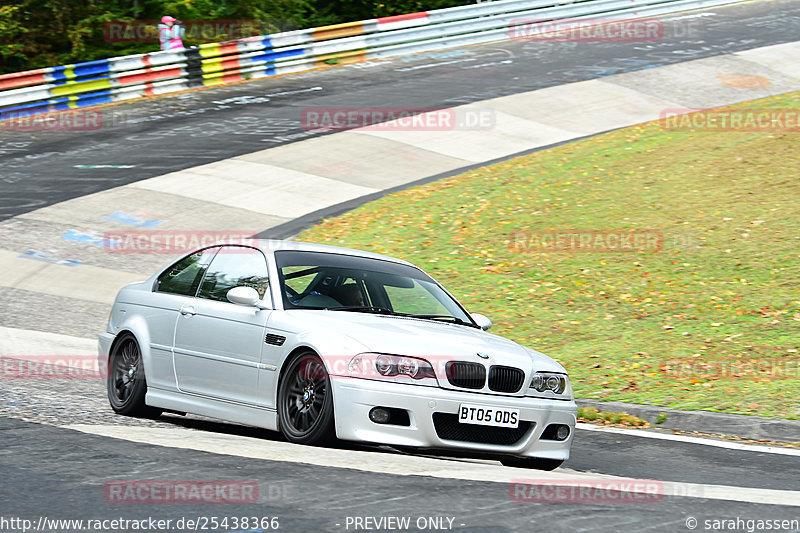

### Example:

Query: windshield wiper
xmin=326 ymin=306 xmax=400 ymax=315
xmin=326 ymin=308 xmax=475 ymax=327
xmin=409 ymin=314 xmax=471 ymax=326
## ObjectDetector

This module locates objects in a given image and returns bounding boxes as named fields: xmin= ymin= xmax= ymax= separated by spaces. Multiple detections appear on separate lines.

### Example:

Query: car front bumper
xmin=98 ymin=332 xmax=114 ymax=363
xmin=331 ymin=377 xmax=576 ymax=459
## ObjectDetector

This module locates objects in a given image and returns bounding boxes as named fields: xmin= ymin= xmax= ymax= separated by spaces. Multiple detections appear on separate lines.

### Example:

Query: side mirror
xmin=471 ymin=313 xmax=492 ymax=331
xmin=227 ymin=286 xmax=266 ymax=308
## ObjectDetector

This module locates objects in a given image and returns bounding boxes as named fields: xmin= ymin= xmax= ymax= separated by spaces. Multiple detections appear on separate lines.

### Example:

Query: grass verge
xmin=299 ymin=92 xmax=800 ymax=419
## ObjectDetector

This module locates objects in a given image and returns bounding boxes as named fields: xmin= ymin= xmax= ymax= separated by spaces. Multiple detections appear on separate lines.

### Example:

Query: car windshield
xmin=275 ymin=250 xmax=476 ymax=327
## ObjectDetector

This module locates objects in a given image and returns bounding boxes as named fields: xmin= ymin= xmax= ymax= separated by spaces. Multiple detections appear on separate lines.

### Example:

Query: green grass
xmin=578 ymin=407 xmax=649 ymax=427
xmin=299 ymin=92 xmax=800 ymax=420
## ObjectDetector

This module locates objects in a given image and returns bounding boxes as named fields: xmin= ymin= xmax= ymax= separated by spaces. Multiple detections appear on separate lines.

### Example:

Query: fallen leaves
xmin=298 ymin=90 xmax=800 ymax=420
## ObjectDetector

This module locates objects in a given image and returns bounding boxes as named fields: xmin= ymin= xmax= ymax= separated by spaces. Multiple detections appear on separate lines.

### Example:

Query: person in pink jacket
xmin=158 ymin=16 xmax=185 ymax=51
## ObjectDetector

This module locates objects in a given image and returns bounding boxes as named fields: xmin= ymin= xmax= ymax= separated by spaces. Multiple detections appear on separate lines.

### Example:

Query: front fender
xmin=290 ymin=328 xmax=370 ymax=377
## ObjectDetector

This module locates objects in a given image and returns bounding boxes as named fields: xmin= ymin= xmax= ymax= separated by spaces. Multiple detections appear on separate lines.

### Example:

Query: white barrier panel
xmin=0 ymin=0 xmax=745 ymax=119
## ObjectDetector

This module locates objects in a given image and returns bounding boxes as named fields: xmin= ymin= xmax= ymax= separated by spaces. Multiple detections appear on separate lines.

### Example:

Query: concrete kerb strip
xmin=256 ymin=129 xmax=617 ymax=240
xmin=577 ymin=399 xmax=800 ymax=444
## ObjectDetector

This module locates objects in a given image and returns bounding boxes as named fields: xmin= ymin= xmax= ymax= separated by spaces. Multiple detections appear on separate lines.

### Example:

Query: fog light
xmin=541 ymin=423 xmax=571 ymax=441
xmin=369 ymin=407 xmax=390 ymax=424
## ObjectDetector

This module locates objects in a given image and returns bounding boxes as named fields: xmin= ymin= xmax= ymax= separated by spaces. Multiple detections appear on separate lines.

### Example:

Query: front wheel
xmin=500 ymin=457 xmax=564 ymax=471
xmin=277 ymin=352 xmax=336 ymax=445
xmin=107 ymin=335 xmax=160 ymax=418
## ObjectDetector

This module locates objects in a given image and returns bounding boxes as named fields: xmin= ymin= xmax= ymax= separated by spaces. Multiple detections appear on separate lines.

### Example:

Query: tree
xmin=0 ymin=0 xmax=472 ymax=74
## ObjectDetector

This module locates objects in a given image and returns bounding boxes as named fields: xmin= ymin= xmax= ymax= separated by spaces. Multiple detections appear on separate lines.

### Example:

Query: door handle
xmin=180 ymin=306 xmax=196 ymax=316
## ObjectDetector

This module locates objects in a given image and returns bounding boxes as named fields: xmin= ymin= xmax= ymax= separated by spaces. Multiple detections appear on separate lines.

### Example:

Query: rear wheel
xmin=277 ymin=352 xmax=336 ymax=445
xmin=107 ymin=335 xmax=161 ymax=418
xmin=500 ymin=457 xmax=564 ymax=471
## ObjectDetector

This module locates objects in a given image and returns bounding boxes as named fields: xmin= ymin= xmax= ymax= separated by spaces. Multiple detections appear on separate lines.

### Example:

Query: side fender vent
xmin=264 ymin=333 xmax=286 ymax=346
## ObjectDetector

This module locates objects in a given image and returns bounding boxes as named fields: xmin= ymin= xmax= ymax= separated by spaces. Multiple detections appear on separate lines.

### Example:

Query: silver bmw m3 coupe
xmin=100 ymin=240 xmax=576 ymax=469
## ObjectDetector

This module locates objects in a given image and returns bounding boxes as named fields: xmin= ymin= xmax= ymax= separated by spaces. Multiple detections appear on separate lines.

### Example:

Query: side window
xmin=283 ymin=266 xmax=318 ymax=297
xmin=197 ymin=246 xmax=270 ymax=302
xmin=156 ymin=248 xmax=218 ymax=296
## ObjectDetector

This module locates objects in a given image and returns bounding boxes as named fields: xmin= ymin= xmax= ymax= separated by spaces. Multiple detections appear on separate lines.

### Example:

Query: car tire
xmin=107 ymin=334 xmax=161 ymax=418
xmin=500 ymin=457 xmax=564 ymax=471
xmin=278 ymin=351 xmax=336 ymax=445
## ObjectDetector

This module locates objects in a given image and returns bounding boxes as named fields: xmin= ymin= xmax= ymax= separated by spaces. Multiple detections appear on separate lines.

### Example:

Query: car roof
xmin=251 ymin=239 xmax=416 ymax=268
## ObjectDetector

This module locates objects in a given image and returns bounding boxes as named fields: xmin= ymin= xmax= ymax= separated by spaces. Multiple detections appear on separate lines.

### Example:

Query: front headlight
xmin=527 ymin=372 xmax=571 ymax=398
xmin=348 ymin=353 xmax=438 ymax=387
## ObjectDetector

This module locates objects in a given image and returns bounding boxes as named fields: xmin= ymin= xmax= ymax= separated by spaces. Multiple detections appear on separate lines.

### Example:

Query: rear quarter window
xmin=156 ymin=248 xmax=218 ymax=296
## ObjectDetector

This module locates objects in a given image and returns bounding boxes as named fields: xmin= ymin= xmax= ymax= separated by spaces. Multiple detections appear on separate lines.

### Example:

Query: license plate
xmin=458 ymin=403 xmax=519 ymax=428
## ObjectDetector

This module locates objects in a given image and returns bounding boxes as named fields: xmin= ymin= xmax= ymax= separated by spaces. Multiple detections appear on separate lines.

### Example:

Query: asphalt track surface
xmin=2 ymin=1 xmax=800 ymax=531
xmin=1 ymin=417 xmax=799 ymax=533
xmin=1 ymin=0 xmax=800 ymax=223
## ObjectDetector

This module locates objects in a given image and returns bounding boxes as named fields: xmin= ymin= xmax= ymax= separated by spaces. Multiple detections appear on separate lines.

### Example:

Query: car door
xmin=172 ymin=245 xmax=272 ymax=405
xmin=146 ymin=247 xmax=218 ymax=390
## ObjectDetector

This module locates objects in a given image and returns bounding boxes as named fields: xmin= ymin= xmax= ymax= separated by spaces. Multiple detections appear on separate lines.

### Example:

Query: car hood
xmin=279 ymin=310 xmax=565 ymax=373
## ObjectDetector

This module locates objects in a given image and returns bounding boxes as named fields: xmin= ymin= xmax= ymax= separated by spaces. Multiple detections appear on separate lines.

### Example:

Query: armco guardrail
xmin=0 ymin=0 xmax=744 ymax=121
